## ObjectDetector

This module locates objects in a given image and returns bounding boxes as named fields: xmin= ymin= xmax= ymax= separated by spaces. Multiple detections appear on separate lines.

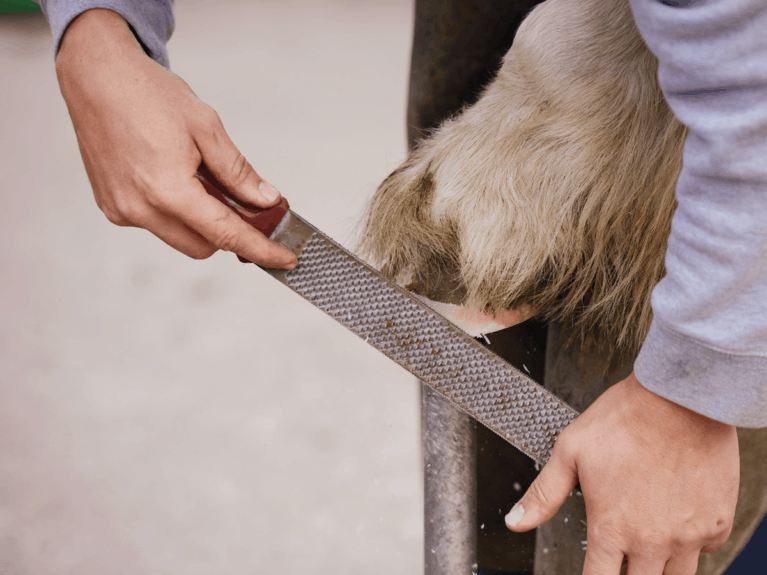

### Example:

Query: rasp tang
xmin=198 ymin=166 xmax=579 ymax=466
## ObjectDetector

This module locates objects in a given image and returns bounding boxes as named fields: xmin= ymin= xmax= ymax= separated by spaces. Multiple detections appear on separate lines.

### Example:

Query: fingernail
xmin=505 ymin=504 xmax=525 ymax=527
xmin=259 ymin=181 xmax=280 ymax=201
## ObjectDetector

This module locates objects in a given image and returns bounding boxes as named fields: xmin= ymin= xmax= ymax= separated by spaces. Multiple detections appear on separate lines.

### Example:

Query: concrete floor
xmin=0 ymin=1 xmax=421 ymax=573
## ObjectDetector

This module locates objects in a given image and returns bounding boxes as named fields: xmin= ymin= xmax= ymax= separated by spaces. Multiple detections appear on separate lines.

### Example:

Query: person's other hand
xmin=506 ymin=372 xmax=739 ymax=574
xmin=55 ymin=9 xmax=297 ymax=268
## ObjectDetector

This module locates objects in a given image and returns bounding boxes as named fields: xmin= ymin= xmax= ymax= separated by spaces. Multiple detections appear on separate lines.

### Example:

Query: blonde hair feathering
xmin=357 ymin=0 xmax=686 ymax=354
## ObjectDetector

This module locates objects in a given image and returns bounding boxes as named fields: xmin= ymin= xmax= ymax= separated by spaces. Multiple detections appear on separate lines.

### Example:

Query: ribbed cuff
xmin=39 ymin=0 xmax=174 ymax=68
xmin=635 ymin=319 xmax=767 ymax=428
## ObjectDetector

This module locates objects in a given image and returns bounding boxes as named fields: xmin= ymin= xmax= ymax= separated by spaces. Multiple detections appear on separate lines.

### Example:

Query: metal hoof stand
xmin=423 ymin=384 xmax=479 ymax=574
xmin=421 ymin=320 xmax=627 ymax=575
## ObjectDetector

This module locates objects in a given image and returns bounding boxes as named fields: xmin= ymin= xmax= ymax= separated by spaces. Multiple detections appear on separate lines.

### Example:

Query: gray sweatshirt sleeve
xmin=629 ymin=0 xmax=767 ymax=427
xmin=36 ymin=0 xmax=174 ymax=68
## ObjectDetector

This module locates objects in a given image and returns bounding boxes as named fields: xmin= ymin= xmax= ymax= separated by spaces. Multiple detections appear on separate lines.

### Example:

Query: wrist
xmin=627 ymin=372 xmax=735 ymax=435
xmin=56 ymin=9 xmax=143 ymax=78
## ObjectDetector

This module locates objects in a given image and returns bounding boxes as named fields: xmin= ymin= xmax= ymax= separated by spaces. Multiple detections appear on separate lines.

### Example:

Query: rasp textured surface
xmin=285 ymin=233 xmax=578 ymax=464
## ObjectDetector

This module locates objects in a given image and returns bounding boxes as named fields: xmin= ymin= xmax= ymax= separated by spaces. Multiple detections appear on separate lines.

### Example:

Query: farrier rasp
xmin=198 ymin=166 xmax=579 ymax=466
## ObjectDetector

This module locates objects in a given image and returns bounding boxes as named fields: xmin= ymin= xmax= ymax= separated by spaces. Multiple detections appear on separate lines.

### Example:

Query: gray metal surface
xmin=263 ymin=210 xmax=579 ymax=465
xmin=422 ymin=383 xmax=478 ymax=575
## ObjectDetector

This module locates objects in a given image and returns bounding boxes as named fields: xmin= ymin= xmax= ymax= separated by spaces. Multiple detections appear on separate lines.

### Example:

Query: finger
xmin=142 ymin=210 xmax=216 ymax=260
xmin=163 ymin=177 xmax=297 ymax=268
xmin=505 ymin=434 xmax=578 ymax=532
xmin=94 ymin=188 xmax=217 ymax=260
xmin=700 ymin=523 xmax=733 ymax=554
xmin=582 ymin=538 xmax=625 ymax=575
xmin=624 ymin=555 xmax=667 ymax=575
xmin=663 ymin=552 xmax=699 ymax=575
xmin=192 ymin=107 xmax=281 ymax=208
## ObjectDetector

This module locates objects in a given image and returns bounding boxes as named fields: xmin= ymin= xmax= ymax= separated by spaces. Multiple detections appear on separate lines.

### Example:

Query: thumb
xmin=505 ymin=439 xmax=579 ymax=532
xmin=193 ymin=109 xmax=282 ymax=208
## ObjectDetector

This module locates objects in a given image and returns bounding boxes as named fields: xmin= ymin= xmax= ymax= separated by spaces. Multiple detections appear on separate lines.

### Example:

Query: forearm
xmin=37 ymin=0 xmax=174 ymax=68
xmin=630 ymin=0 xmax=767 ymax=427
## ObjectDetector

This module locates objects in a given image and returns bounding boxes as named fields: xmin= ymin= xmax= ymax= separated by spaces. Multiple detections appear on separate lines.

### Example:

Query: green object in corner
xmin=0 ymin=0 xmax=41 ymax=14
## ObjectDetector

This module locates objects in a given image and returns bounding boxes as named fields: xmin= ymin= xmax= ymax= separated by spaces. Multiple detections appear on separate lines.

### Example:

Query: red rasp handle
xmin=196 ymin=164 xmax=289 ymax=263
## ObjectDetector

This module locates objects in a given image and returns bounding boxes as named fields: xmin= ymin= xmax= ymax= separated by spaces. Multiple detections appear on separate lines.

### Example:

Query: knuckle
xmin=719 ymin=520 xmax=734 ymax=541
xmin=230 ymin=153 xmax=254 ymax=188
xmin=142 ymin=185 xmax=174 ymax=214
xmin=701 ymin=519 xmax=733 ymax=550
xmin=632 ymin=529 xmax=670 ymax=557
xmin=526 ymin=475 xmax=556 ymax=509
xmin=588 ymin=522 xmax=623 ymax=549
xmin=103 ymin=208 xmax=129 ymax=227
xmin=103 ymin=196 xmax=146 ymax=227
xmin=209 ymin=215 xmax=242 ymax=253
xmin=137 ymin=173 xmax=182 ymax=211
xmin=199 ymin=105 xmax=223 ymax=133
xmin=552 ymin=426 xmax=575 ymax=457
xmin=117 ymin=198 xmax=148 ymax=226
xmin=669 ymin=530 xmax=697 ymax=552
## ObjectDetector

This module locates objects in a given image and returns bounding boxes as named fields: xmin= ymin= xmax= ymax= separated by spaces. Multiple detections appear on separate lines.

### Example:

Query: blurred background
xmin=1 ymin=1 xmax=420 ymax=573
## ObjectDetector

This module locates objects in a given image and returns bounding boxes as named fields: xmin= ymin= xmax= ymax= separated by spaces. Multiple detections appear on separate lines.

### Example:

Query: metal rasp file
xmin=198 ymin=166 xmax=579 ymax=466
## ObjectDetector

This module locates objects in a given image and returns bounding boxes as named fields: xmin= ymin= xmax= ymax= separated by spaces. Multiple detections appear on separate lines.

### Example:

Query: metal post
xmin=422 ymin=382 xmax=478 ymax=575
xmin=408 ymin=4 xmax=539 ymax=568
